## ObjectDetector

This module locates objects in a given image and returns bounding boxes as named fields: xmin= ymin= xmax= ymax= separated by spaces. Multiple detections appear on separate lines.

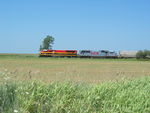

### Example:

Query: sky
xmin=0 ymin=0 xmax=150 ymax=53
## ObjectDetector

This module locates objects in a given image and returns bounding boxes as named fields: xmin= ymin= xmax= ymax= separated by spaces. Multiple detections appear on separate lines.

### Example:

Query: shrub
xmin=136 ymin=50 xmax=150 ymax=59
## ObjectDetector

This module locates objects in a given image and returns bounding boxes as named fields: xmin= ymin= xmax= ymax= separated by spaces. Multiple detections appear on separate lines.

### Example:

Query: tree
xmin=136 ymin=50 xmax=150 ymax=59
xmin=40 ymin=35 xmax=54 ymax=51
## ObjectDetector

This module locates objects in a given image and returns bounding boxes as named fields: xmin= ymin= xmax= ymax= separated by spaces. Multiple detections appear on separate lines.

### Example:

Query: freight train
xmin=39 ymin=49 xmax=121 ymax=58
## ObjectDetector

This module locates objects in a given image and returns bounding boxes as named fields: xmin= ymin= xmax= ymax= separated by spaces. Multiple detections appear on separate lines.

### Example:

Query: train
xmin=40 ymin=49 xmax=137 ymax=58
xmin=39 ymin=49 xmax=138 ymax=58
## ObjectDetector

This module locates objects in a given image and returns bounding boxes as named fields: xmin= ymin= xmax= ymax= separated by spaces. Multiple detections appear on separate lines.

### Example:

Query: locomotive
xmin=40 ymin=50 xmax=77 ymax=57
xmin=39 ymin=49 xmax=118 ymax=58
xmin=79 ymin=50 xmax=117 ymax=58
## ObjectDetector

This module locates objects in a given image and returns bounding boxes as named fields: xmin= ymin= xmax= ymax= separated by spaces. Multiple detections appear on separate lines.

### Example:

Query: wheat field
xmin=0 ymin=54 xmax=150 ymax=83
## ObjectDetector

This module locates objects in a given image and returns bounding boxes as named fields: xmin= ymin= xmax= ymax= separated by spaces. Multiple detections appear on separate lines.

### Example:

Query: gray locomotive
xmin=78 ymin=50 xmax=118 ymax=58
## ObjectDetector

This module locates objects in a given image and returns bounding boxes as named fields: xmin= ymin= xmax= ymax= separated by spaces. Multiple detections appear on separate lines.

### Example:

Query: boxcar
xmin=119 ymin=51 xmax=137 ymax=58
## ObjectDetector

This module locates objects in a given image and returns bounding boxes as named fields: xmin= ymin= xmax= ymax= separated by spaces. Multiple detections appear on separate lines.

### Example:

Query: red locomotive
xmin=40 ymin=50 xmax=77 ymax=57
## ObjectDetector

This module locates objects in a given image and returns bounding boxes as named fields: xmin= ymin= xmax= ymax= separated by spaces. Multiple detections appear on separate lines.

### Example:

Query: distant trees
xmin=40 ymin=35 xmax=54 ymax=51
xmin=136 ymin=50 xmax=150 ymax=59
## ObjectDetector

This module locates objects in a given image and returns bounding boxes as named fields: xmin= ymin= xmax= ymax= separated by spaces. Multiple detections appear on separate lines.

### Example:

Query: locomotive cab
xmin=79 ymin=50 xmax=91 ymax=57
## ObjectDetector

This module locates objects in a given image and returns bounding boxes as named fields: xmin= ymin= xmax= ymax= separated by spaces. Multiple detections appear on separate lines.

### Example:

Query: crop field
xmin=0 ymin=54 xmax=150 ymax=113
xmin=0 ymin=54 xmax=150 ymax=83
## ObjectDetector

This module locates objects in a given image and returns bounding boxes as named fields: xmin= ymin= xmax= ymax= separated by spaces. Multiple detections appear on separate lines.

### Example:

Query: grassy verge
xmin=0 ymin=77 xmax=150 ymax=113
xmin=0 ymin=54 xmax=38 ymax=58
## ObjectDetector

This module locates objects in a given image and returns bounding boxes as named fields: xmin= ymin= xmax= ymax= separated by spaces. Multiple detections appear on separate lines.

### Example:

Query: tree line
xmin=136 ymin=50 xmax=150 ymax=59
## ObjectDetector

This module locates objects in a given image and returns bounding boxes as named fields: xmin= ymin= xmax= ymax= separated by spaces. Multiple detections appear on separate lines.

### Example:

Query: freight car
xmin=119 ymin=51 xmax=138 ymax=58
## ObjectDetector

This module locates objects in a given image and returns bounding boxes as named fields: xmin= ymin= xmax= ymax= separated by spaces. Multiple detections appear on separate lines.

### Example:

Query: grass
xmin=0 ymin=77 xmax=150 ymax=113
xmin=0 ymin=54 xmax=150 ymax=112
xmin=0 ymin=53 xmax=38 ymax=58
xmin=0 ymin=54 xmax=150 ymax=83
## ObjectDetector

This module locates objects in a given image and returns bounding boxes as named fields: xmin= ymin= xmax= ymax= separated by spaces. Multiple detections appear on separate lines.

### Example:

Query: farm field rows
xmin=0 ymin=54 xmax=150 ymax=83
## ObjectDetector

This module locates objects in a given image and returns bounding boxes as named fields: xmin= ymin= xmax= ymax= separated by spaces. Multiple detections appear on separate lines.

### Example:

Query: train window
xmin=110 ymin=52 xmax=114 ymax=54
xmin=101 ymin=50 xmax=109 ymax=53
xmin=80 ymin=51 xmax=91 ymax=54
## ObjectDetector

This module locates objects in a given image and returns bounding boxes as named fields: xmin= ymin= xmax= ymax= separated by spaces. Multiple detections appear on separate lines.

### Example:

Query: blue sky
xmin=0 ymin=0 xmax=150 ymax=53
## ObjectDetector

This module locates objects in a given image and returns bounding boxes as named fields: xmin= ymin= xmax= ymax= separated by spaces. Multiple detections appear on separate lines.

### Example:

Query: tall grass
xmin=0 ymin=77 xmax=150 ymax=113
xmin=0 ymin=83 xmax=16 ymax=113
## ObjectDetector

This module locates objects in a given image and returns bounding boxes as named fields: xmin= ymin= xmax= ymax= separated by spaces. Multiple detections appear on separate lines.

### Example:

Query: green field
xmin=1 ymin=77 xmax=150 ymax=113
xmin=0 ymin=54 xmax=150 ymax=113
